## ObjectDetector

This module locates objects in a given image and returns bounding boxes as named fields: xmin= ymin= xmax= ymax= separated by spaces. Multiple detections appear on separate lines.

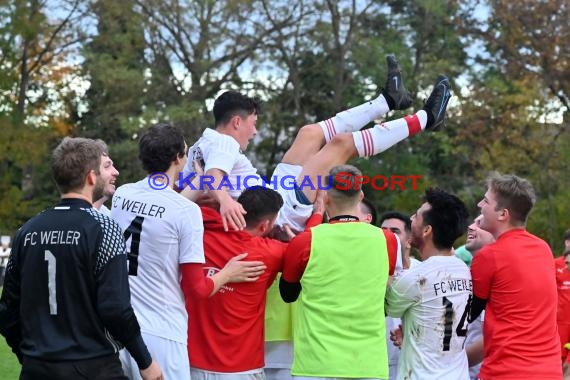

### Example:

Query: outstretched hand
xmin=281 ymin=224 xmax=297 ymax=241
xmin=312 ymin=188 xmax=326 ymax=215
xmin=222 ymin=253 xmax=266 ymax=282
xmin=268 ymin=224 xmax=300 ymax=242
xmin=220 ymin=197 xmax=247 ymax=231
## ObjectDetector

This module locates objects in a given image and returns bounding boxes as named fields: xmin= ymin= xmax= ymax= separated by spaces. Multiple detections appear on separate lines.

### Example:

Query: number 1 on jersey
xmin=123 ymin=216 xmax=144 ymax=276
xmin=44 ymin=250 xmax=57 ymax=315
xmin=442 ymin=294 xmax=472 ymax=351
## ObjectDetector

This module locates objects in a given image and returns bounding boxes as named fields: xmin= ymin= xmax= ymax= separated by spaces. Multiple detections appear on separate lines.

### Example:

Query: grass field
xmin=0 ymin=338 xmax=20 ymax=379
xmin=0 ymin=287 xmax=20 ymax=379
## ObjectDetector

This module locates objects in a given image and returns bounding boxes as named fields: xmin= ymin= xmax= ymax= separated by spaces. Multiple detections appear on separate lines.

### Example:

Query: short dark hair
xmin=421 ymin=188 xmax=469 ymax=250
xmin=360 ymin=198 xmax=378 ymax=226
xmin=564 ymin=229 xmax=570 ymax=241
xmin=326 ymin=164 xmax=363 ymax=198
xmin=486 ymin=172 xmax=536 ymax=225
xmin=237 ymin=186 xmax=284 ymax=227
xmin=139 ymin=123 xmax=186 ymax=174
xmin=52 ymin=137 xmax=107 ymax=194
xmin=213 ymin=91 xmax=261 ymax=127
xmin=379 ymin=211 xmax=411 ymax=232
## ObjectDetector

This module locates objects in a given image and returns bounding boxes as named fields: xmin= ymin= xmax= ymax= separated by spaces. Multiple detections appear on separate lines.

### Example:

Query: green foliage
xmin=80 ymin=0 xmax=146 ymax=143
xmin=0 ymin=0 xmax=568 ymax=250
xmin=0 ymin=116 xmax=59 ymax=235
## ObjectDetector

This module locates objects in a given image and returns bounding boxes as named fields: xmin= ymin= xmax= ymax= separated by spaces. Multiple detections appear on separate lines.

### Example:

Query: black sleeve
xmin=95 ymin=221 xmax=151 ymax=370
xmin=469 ymin=295 xmax=487 ymax=323
xmin=279 ymin=276 xmax=302 ymax=303
xmin=0 ymin=240 xmax=23 ymax=363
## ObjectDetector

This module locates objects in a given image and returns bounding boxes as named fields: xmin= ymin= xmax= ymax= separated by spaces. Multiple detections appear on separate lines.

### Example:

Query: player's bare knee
xmin=329 ymin=133 xmax=356 ymax=156
xmin=297 ymin=123 xmax=323 ymax=141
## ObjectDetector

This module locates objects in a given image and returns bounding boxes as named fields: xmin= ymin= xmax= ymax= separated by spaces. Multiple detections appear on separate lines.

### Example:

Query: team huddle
xmin=0 ymin=56 xmax=564 ymax=380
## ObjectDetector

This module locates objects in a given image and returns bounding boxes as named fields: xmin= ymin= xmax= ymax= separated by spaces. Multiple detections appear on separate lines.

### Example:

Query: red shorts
xmin=558 ymin=323 xmax=570 ymax=359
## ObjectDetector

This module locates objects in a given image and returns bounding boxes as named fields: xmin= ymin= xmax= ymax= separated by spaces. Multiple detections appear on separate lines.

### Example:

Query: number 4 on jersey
xmin=123 ymin=216 xmax=144 ymax=276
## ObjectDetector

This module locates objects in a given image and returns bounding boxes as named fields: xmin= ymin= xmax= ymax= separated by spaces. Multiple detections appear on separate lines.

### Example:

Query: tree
xmin=456 ymin=0 xmax=570 ymax=247
xmin=0 ymin=0 xmax=87 ymax=234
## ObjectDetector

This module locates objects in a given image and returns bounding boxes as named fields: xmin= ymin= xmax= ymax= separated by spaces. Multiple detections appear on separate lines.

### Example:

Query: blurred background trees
xmin=0 ymin=0 xmax=568 ymax=252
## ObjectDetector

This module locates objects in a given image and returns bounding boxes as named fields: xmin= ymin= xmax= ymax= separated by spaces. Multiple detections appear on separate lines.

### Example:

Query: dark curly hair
xmin=421 ymin=187 xmax=469 ymax=249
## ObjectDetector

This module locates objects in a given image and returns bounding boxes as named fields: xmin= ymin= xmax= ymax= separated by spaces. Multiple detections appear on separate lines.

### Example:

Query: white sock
xmin=319 ymin=94 xmax=391 ymax=143
xmin=352 ymin=110 xmax=427 ymax=157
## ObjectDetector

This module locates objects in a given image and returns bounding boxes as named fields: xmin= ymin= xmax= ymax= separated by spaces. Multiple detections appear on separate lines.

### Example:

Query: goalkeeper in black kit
xmin=0 ymin=137 xmax=162 ymax=380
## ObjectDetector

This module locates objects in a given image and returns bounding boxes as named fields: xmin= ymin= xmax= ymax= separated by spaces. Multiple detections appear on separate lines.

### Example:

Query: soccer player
xmin=463 ymin=215 xmax=494 ymax=380
xmin=379 ymin=211 xmax=415 ymax=270
xmin=470 ymin=172 xmax=561 ymax=379
xmin=181 ymin=55 xmax=452 ymax=233
xmin=111 ymin=124 xmax=266 ymax=380
xmin=558 ymin=250 xmax=570 ymax=379
xmin=186 ymin=186 xmax=321 ymax=379
xmin=279 ymin=164 xmax=400 ymax=379
xmin=378 ymin=210 xmax=414 ymax=380
xmin=0 ymin=137 xmax=162 ymax=380
xmin=264 ymin=282 xmax=296 ymax=380
xmin=555 ymin=229 xmax=570 ymax=267
xmin=264 ymin=192 xmax=325 ymax=380
xmin=385 ymin=188 xmax=471 ymax=380
xmin=356 ymin=197 xmax=378 ymax=225
xmin=93 ymin=140 xmax=119 ymax=216
xmin=557 ymin=250 xmax=570 ymax=360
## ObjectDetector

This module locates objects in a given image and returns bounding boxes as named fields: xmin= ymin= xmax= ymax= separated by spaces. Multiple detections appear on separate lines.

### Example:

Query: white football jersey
xmin=385 ymin=255 xmax=471 ymax=380
xmin=385 ymin=257 xmax=420 ymax=373
xmin=181 ymin=128 xmax=263 ymax=199
xmin=96 ymin=204 xmax=111 ymax=217
xmin=111 ymin=179 xmax=205 ymax=343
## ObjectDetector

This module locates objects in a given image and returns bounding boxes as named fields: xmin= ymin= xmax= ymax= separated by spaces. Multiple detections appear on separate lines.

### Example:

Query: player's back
xmin=187 ymin=207 xmax=286 ymax=372
xmin=474 ymin=229 xmax=560 ymax=378
xmin=397 ymin=255 xmax=471 ymax=380
xmin=14 ymin=199 xmax=124 ymax=360
xmin=111 ymin=179 xmax=204 ymax=344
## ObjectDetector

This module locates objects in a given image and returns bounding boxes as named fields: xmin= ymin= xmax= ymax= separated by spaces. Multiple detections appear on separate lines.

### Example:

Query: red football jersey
xmin=556 ymin=257 xmax=570 ymax=321
xmin=185 ymin=207 xmax=287 ymax=372
xmin=471 ymin=229 xmax=561 ymax=379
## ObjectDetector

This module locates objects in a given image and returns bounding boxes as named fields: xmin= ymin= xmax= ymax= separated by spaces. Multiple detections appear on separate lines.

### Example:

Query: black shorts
xmin=20 ymin=353 xmax=127 ymax=380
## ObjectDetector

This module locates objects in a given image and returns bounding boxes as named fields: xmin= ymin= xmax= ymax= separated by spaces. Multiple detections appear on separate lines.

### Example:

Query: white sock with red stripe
xmin=352 ymin=110 xmax=427 ymax=157
xmin=319 ymin=95 xmax=391 ymax=143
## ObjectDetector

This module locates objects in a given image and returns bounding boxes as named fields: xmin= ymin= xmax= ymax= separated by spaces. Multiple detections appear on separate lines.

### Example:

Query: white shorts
xmin=271 ymin=163 xmax=314 ymax=232
xmin=294 ymin=378 xmax=380 ymax=380
xmin=190 ymin=367 xmax=265 ymax=380
xmin=265 ymin=368 xmax=293 ymax=380
xmin=264 ymin=341 xmax=293 ymax=369
xmin=120 ymin=332 xmax=190 ymax=380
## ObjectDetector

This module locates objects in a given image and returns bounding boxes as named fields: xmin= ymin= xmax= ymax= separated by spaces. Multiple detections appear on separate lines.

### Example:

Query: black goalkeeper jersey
xmin=0 ymin=198 xmax=150 ymax=367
